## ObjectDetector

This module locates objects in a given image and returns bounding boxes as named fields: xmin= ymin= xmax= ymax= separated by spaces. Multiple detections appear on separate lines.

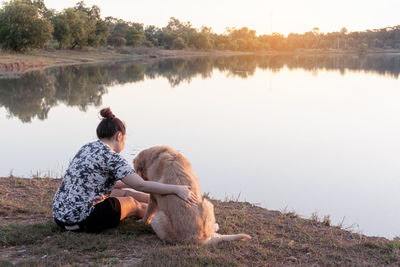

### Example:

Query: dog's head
xmin=133 ymin=146 xmax=171 ymax=180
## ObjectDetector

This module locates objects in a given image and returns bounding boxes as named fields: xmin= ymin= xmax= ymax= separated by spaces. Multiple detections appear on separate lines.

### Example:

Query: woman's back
xmin=52 ymin=140 xmax=134 ymax=224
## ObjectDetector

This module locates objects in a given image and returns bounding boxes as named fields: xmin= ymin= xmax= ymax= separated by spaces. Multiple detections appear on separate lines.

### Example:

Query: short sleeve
xmin=108 ymin=153 xmax=135 ymax=180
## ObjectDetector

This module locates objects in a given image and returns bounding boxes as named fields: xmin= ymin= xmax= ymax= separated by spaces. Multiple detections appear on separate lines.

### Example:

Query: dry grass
xmin=0 ymin=177 xmax=60 ymax=226
xmin=0 ymin=177 xmax=399 ymax=266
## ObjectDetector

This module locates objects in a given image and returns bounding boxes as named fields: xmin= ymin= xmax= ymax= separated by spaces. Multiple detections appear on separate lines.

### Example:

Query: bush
xmin=0 ymin=0 xmax=53 ymax=52
xmin=172 ymin=37 xmax=187 ymax=49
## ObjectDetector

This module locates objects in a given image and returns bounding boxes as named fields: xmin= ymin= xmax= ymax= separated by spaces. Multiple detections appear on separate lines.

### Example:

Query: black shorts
xmin=55 ymin=197 xmax=121 ymax=233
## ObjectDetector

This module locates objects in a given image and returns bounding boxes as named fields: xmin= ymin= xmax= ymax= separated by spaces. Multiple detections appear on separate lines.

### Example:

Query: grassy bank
xmin=0 ymin=177 xmax=399 ymax=266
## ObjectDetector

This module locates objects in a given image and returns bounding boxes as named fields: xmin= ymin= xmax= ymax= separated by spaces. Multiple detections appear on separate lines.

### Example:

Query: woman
xmin=52 ymin=107 xmax=197 ymax=233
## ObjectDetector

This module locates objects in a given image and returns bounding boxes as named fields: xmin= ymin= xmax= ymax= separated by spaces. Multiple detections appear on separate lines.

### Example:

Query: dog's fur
xmin=133 ymin=146 xmax=251 ymax=245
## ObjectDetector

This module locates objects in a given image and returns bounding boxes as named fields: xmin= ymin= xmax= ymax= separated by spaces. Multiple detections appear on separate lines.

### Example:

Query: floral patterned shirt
xmin=52 ymin=140 xmax=135 ymax=223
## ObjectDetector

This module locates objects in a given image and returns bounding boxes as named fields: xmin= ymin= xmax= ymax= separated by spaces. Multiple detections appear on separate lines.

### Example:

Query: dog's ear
xmin=133 ymin=154 xmax=146 ymax=178
xmin=134 ymin=146 xmax=170 ymax=180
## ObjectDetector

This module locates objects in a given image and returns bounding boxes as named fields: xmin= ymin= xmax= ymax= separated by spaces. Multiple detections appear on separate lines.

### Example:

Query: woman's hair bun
xmin=97 ymin=107 xmax=126 ymax=139
xmin=100 ymin=107 xmax=115 ymax=119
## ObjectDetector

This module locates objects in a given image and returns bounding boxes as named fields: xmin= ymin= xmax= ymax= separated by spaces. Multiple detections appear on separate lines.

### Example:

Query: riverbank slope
xmin=0 ymin=176 xmax=399 ymax=266
xmin=0 ymin=48 xmax=258 ymax=74
xmin=2 ymin=47 xmax=400 ymax=76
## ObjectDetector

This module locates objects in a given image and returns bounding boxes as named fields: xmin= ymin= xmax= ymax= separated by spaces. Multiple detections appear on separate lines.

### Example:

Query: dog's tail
xmin=202 ymin=233 xmax=251 ymax=245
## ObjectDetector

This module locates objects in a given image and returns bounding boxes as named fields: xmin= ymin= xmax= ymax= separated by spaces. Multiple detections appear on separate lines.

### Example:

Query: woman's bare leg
xmin=115 ymin=196 xmax=148 ymax=220
xmin=111 ymin=188 xmax=150 ymax=203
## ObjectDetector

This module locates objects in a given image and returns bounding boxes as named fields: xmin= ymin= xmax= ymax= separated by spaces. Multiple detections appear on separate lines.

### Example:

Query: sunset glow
xmin=43 ymin=0 xmax=400 ymax=36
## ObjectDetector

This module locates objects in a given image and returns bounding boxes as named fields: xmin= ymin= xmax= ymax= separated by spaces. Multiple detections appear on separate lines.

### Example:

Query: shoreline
xmin=1 ymin=47 xmax=400 ymax=77
xmin=0 ymin=176 xmax=399 ymax=265
xmin=0 ymin=48 xmax=262 ymax=75
xmin=0 ymin=175 xmax=396 ymax=240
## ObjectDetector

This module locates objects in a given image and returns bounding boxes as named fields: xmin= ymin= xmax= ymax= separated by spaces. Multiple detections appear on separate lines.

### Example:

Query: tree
xmin=162 ymin=17 xmax=196 ymax=49
xmin=52 ymin=2 xmax=108 ymax=49
xmin=125 ymin=26 xmax=144 ymax=46
xmin=191 ymin=32 xmax=212 ymax=50
xmin=105 ymin=17 xmax=144 ymax=47
xmin=74 ymin=2 xmax=108 ymax=47
xmin=144 ymin=25 xmax=159 ymax=47
xmin=189 ymin=27 xmax=213 ymax=50
xmin=214 ymin=34 xmax=230 ymax=50
xmin=172 ymin=36 xmax=186 ymax=49
xmin=0 ymin=0 xmax=53 ymax=52
xmin=224 ymin=27 xmax=260 ymax=51
xmin=52 ymin=8 xmax=88 ymax=49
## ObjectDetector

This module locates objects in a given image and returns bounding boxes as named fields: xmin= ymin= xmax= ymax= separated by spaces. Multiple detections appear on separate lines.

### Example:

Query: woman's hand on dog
xmin=176 ymin=185 xmax=198 ymax=205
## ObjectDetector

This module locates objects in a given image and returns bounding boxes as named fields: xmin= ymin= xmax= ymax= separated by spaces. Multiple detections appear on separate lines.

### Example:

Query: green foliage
xmin=151 ymin=17 xmax=214 ymax=50
xmin=172 ymin=36 xmax=187 ymax=49
xmin=78 ymin=3 xmax=108 ymax=47
xmin=125 ymin=26 xmax=143 ymax=46
xmin=107 ymin=35 xmax=126 ymax=47
xmin=105 ymin=16 xmax=144 ymax=47
xmin=0 ymin=0 xmax=53 ymax=52
xmin=190 ymin=32 xmax=212 ymax=50
xmin=214 ymin=35 xmax=230 ymax=50
xmin=52 ymin=8 xmax=87 ymax=49
xmin=51 ymin=2 xmax=108 ymax=49
xmin=2 ymin=0 xmax=400 ymax=53
xmin=144 ymin=25 xmax=159 ymax=47
xmin=141 ymin=17 xmax=400 ymax=53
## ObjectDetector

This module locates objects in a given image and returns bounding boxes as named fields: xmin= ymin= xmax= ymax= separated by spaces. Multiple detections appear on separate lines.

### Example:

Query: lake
xmin=1 ymin=54 xmax=399 ymax=239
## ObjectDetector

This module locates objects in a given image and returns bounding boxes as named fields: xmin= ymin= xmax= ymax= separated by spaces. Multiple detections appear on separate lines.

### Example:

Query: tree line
xmin=0 ymin=0 xmax=400 ymax=52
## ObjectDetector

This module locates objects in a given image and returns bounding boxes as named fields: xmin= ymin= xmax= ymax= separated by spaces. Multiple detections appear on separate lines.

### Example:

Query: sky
xmin=42 ymin=0 xmax=400 ymax=36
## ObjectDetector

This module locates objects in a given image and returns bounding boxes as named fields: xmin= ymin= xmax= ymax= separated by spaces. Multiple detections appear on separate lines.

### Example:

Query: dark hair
xmin=96 ymin=107 xmax=126 ymax=139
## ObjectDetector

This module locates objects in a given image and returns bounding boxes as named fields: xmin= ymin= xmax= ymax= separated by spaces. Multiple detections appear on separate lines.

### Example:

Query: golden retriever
xmin=133 ymin=146 xmax=251 ymax=245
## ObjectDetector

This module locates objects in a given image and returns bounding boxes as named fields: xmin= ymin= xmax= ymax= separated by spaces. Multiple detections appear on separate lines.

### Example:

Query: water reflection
xmin=52 ymin=66 xmax=108 ymax=111
xmin=1 ymin=54 xmax=400 ymax=122
xmin=0 ymin=72 xmax=56 ymax=122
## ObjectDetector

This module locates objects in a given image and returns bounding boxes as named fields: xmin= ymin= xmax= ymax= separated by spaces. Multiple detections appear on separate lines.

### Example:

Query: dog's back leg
xmin=151 ymin=211 xmax=176 ymax=243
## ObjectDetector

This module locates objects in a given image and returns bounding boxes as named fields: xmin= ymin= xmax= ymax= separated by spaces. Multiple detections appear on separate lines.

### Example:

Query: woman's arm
xmin=121 ymin=173 xmax=197 ymax=204
xmin=114 ymin=180 xmax=128 ymax=189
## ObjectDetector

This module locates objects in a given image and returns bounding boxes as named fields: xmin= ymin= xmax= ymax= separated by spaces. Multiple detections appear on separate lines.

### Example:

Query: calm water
xmin=1 ymin=54 xmax=400 ymax=239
